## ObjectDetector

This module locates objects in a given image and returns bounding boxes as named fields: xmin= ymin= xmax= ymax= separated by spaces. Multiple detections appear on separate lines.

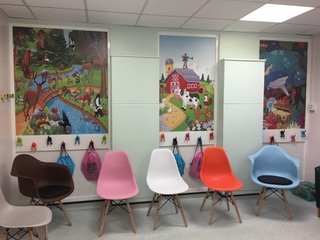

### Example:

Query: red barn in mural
xmin=164 ymin=68 xmax=200 ymax=93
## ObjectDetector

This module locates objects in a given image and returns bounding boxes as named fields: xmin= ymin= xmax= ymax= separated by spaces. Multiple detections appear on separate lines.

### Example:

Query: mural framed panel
xmin=260 ymin=39 xmax=308 ymax=130
xmin=159 ymin=33 xmax=217 ymax=138
xmin=260 ymin=38 xmax=309 ymax=143
xmin=12 ymin=25 xmax=109 ymax=138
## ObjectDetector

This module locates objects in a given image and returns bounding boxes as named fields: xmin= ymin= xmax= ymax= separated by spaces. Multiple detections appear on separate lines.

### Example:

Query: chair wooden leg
xmin=230 ymin=192 xmax=242 ymax=223
xmin=2 ymin=228 xmax=9 ymax=240
xmin=34 ymin=227 xmax=43 ymax=240
xmin=256 ymin=187 xmax=266 ymax=216
xmin=281 ymin=190 xmax=292 ymax=220
xmin=44 ymin=224 xmax=49 ymax=240
xmin=174 ymin=194 xmax=188 ymax=227
xmin=173 ymin=196 xmax=178 ymax=214
xmin=28 ymin=228 xmax=35 ymax=240
xmin=99 ymin=199 xmax=110 ymax=237
xmin=200 ymin=188 xmax=210 ymax=211
xmin=99 ymin=200 xmax=108 ymax=222
xmin=153 ymin=194 xmax=163 ymax=230
xmin=58 ymin=201 xmax=72 ymax=226
xmin=317 ymin=208 xmax=320 ymax=217
xmin=256 ymin=187 xmax=264 ymax=205
xmin=225 ymin=192 xmax=230 ymax=211
xmin=209 ymin=191 xmax=217 ymax=225
xmin=147 ymin=193 xmax=157 ymax=216
xmin=125 ymin=199 xmax=137 ymax=233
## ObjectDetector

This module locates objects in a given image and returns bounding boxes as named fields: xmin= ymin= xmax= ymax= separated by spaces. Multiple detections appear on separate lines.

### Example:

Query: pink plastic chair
xmin=96 ymin=150 xmax=139 ymax=237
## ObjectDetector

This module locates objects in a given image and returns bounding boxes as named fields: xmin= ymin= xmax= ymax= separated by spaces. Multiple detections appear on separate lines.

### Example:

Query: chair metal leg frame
xmin=256 ymin=187 xmax=293 ymax=220
xmin=148 ymin=194 xmax=188 ymax=230
xmin=98 ymin=199 xmax=136 ymax=237
xmin=201 ymin=189 xmax=242 ymax=224
xmin=32 ymin=198 xmax=72 ymax=226
xmin=2 ymin=227 xmax=42 ymax=240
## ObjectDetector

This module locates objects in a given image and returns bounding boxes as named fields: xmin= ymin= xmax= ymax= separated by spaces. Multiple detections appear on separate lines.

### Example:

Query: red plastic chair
xmin=97 ymin=150 xmax=139 ymax=237
xmin=200 ymin=146 xmax=243 ymax=224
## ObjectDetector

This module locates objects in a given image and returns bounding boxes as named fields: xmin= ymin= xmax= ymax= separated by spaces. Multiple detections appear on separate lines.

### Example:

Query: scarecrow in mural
xmin=159 ymin=35 xmax=215 ymax=132
xmin=260 ymin=40 xmax=307 ymax=130
xmin=13 ymin=26 xmax=108 ymax=135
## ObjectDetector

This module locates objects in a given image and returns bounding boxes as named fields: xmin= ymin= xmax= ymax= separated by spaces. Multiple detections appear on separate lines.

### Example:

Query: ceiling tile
xmin=0 ymin=5 xmax=34 ymax=18
xmin=286 ymin=8 xmax=320 ymax=26
xmin=88 ymin=11 xmax=138 ymax=25
xmin=182 ymin=18 xmax=234 ymax=31
xmin=25 ymin=0 xmax=85 ymax=10
xmin=31 ymin=7 xmax=86 ymax=22
xmin=223 ymin=21 xmax=277 ymax=32
xmin=87 ymin=0 xmax=146 ymax=13
xmin=143 ymin=0 xmax=207 ymax=17
xmin=270 ymin=0 xmax=320 ymax=7
xmin=137 ymin=15 xmax=188 ymax=28
xmin=262 ymin=23 xmax=317 ymax=35
xmin=0 ymin=0 xmax=23 ymax=4
xmin=299 ymin=26 xmax=320 ymax=35
xmin=195 ymin=0 xmax=264 ymax=20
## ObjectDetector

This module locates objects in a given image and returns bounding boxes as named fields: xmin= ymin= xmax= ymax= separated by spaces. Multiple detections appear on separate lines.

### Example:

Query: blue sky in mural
xmin=159 ymin=35 xmax=216 ymax=79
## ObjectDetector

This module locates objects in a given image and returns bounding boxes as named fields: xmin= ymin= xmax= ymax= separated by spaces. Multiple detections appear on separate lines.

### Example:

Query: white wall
xmin=2 ymin=18 xmax=316 ymax=203
xmin=0 ymin=10 xmax=14 ymax=200
xmin=304 ymin=33 xmax=320 ymax=182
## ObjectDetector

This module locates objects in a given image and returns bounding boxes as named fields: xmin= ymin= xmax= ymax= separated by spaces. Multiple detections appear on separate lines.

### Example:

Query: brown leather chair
xmin=11 ymin=154 xmax=74 ymax=226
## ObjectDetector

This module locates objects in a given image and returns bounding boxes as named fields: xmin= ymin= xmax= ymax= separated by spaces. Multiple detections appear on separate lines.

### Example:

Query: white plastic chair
xmin=146 ymin=149 xmax=188 ymax=230
xmin=0 ymin=188 xmax=52 ymax=240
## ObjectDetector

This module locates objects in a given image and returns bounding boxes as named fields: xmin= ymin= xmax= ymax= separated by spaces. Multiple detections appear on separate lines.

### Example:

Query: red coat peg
xmin=291 ymin=134 xmax=296 ymax=142
xmin=185 ymin=132 xmax=190 ymax=141
xmin=209 ymin=131 xmax=214 ymax=140
xmin=31 ymin=141 xmax=37 ymax=151
xmin=160 ymin=133 xmax=165 ymax=142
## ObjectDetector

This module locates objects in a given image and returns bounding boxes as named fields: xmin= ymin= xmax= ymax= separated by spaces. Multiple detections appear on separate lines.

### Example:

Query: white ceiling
xmin=1 ymin=0 xmax=320 ymax=36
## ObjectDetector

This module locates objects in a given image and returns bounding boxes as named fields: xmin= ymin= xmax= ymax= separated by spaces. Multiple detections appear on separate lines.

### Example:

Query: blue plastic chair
xmin=249 ymin=145 xmax=300 ymax=219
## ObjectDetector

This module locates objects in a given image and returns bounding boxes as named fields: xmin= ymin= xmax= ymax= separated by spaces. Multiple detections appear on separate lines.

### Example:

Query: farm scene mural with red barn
xmin=13 ymin=26 xmax=108 ymax=136
xmin=159 ymin=34 xmax=216 ymax=132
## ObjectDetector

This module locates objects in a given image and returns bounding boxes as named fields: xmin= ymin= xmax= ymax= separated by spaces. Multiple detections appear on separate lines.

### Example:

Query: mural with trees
xmin=13 ymin=26 xmax=109 ymax=136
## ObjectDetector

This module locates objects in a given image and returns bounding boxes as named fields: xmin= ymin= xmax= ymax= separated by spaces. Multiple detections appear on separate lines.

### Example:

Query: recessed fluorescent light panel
xmin=240 ymin=4 xmax=314 ymax=23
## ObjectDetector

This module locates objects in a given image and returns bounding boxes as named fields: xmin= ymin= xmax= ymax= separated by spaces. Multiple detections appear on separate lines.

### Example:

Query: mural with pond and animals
xmin=13 ymin=26 xmax=109 ymax=136
xmin=159 ymin=35 xmax=216 ymax=132
xmin=260 ymin=40 xmax=308 ymax=130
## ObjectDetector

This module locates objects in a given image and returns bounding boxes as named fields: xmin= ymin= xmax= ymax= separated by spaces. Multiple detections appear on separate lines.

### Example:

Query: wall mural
xmin=260 ymin=40 xmax=307 ymax=130
xmin=159 ymin=34 xmax=216 ymax=132
xmin=13 ymin=26 xmax=108 ymax=136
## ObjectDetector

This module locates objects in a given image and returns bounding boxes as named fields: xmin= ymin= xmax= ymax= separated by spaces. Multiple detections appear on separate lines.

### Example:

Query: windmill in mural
xmin=181 ymin=53 xmax=193 ymax=69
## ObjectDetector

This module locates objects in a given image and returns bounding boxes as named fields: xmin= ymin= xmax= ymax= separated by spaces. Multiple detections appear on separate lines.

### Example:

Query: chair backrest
xmin=11 ymin=154 xmax=46 ymax=180
xmin=200 ymin=146 xmax=233 ymax=180
xmin=11 ymin=154 xmax=74 ymax=200
xmin=147 ymin=148 xmax=182 ymax=185
xmin=97 ymin=150 xmax=138 ymax=197
xmin=249 ymin=145 xmax=300 ymax=179
xmin=98 ymin=150 xmax=135 ymax=182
